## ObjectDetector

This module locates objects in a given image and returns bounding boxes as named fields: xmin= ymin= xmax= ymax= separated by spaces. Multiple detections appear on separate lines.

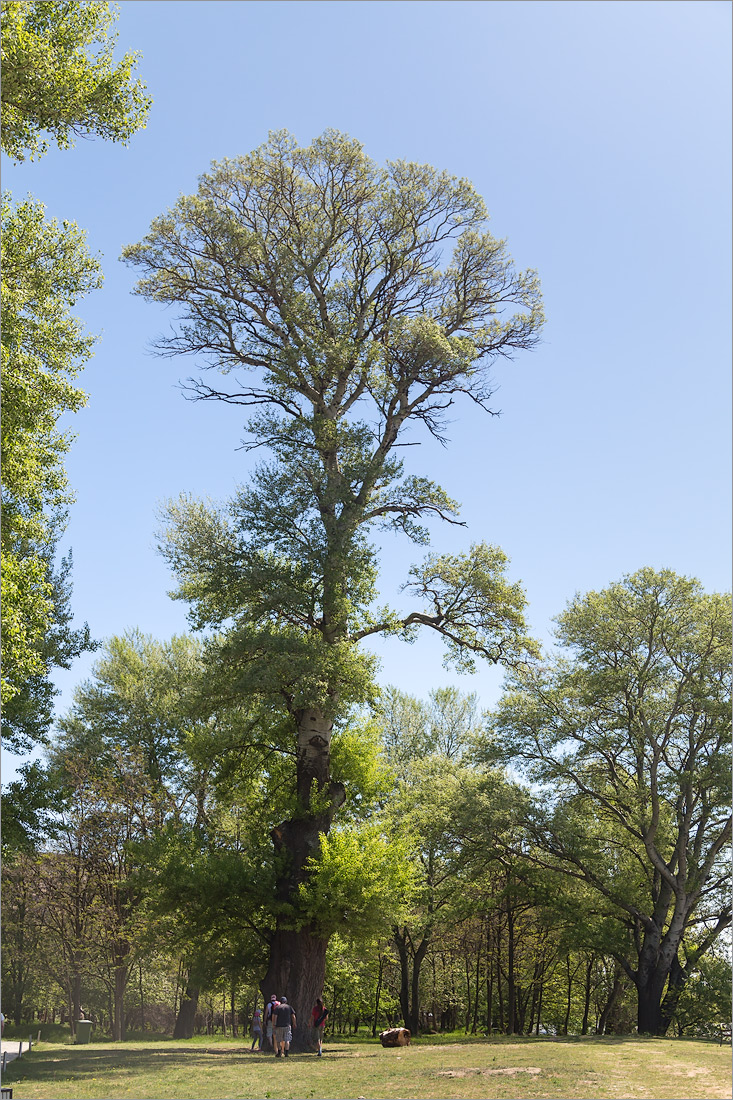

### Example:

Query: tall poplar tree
xmin=123 ymin=130 xmax=544 ymax=1043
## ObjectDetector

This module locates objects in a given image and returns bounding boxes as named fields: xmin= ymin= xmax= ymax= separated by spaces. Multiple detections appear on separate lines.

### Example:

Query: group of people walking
xmin=250 ymin=994 xmax=328 ymax=1056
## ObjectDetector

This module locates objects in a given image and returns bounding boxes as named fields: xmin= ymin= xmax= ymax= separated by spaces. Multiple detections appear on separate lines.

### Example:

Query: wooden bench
xmin=719 ymin=1024 xmax=732 ymax=1046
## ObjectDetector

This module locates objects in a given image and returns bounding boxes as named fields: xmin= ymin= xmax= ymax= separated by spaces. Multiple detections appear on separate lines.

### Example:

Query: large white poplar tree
xmin=123 ymin=130 xmax=544 ymax=1045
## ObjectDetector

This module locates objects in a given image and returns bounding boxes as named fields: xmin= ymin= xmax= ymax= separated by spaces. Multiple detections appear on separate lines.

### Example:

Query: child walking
xmin=250 ymin=1007 xmax=263 ymax=1051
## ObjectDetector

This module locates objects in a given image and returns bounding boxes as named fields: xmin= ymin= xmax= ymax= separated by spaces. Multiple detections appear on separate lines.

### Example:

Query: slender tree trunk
xmin=527 ymin=959 xmax=541 ymax=1036
xmin=113 ymin=959 xmax=128 ymax=1041
xmin=464 ymin=954 xmax=471 ymax=1033
xmin=71 ymin=971 xmax=82 ymax=1035
xmin=486 ymin=968 xmax=494 ymax=1035
xmin=410 ymin=938 xmax=429 ymax=1034
xmin=562 ymin=956 xmax=572 ymax=1036
xmin=231 ymin=981 xmax=238 ymax=1037
xmin=139 ymin=961 xmax=145 ymax=1033
xmin=372 ymin=955 xmax=383 ymax=1037
xmin=393 ymin=928 xmax=411 ymax=1028
xmin=597 ymin=966 xmax=623 ymax=1035
xmin=112 ymin=942 xmax=130 ymax=1041
xmin=506 ymin=910 xmax=516 ymax=1035
xmin=472 ymin=942 xmax=481 ymax=1034
xmin=485 ymin=922 xmax=494 ymax=1035
xmin=581 ymin=955 xmax=594 ymax=1035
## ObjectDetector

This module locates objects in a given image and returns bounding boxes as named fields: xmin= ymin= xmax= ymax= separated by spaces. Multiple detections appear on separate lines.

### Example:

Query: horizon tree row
xmin=3 ymin=566 xmax=730 ymax=1040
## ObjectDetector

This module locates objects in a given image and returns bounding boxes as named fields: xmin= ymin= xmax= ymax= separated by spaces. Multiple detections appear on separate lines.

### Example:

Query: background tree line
xmin=3 ymin=569 xmax=731 ymax=1042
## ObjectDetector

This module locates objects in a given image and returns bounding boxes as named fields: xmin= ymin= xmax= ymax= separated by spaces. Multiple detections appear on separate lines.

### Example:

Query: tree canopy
xmin=1 ymin=0 xmax=151 ymax=162
xmin=492 ymin=567 xmax=732 ymax=1034
xmin=1 ymin=195 xmax=100 ymax=719
xmin=1 ymin=0 xmax=149 ymax=749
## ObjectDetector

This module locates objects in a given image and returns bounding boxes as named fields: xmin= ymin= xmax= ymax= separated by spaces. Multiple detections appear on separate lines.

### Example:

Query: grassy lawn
xmin=2 ymin=1033 xmax=730 ymax=1100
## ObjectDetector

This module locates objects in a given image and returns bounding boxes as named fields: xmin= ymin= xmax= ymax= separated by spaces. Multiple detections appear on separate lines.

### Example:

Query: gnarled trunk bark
xmin=261 ymin=927 xmax=328 ymax=1051
xmin=635 ymin=918 xmax=679 ymax=1035
xmin=261 ymin=708 xmax=344 ymax=1052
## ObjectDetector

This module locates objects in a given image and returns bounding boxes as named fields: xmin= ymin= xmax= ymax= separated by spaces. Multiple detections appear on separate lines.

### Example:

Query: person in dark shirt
xmin=263 ymin=995 xmax=279 ymax=1052
xmin=273 ymin=996 xmax=296 ymax=1057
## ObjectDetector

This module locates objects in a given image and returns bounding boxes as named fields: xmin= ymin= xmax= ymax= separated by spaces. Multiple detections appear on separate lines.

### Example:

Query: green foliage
xmin=55 ymin=630 xmax=207 ymax=799
xmin=1 ymin=193 xmax=101 ymax=715
xmin=400 ymin=544 xmax=540 ymax=671
xmin=1 ymin=0 xmax=151 ymax=162
xmin=492 ymin=567 xmax=732 ymax=1031
xmin=298 ymin=822 xmax=416 ymax=940
xmin=329 ymin=717 xmax=395 ymax=821
xmin=674 ymin=948 xmax=732 ymax=1036
xmin=2 ymin=547 xmax=96 ymax=754
xmin=135 ymin=823 xmax=271 ymax=974
xmin=0 ymin=760 xmax=67 ymax=853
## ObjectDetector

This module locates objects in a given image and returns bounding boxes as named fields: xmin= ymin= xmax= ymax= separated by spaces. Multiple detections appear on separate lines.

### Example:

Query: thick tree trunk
xmin=637 ymin=983 xmax=666 ymax=1035
xmin=635 ymin=920 xmax=679 ymax=1035
xmin=173 ymin=983 xmax=199 ymax=1039
xmin=261 ymin=708 xmax=344 ymax=1052
xmin=260 ymin=926 xmax=328 ymax=1051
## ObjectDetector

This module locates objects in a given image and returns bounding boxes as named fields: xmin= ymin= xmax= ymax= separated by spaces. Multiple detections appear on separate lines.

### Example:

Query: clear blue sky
xmin=3 ymin=0 xmax=731 ymax=774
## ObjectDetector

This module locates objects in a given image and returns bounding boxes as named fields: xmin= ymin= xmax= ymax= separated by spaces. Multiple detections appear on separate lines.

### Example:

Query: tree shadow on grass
xmin=3 ymin=1045 xmax=262 ymax=1086
xmin=3 ymin=1042 xmax=389 ymax=1087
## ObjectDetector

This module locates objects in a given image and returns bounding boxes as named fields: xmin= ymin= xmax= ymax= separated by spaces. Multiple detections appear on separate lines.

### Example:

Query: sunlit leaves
xmin=1 ymin=194 xmax=101 ymax=708
xmin=1 ymin=0 xmax=151 ymax=163
xmin=298 ymin=823 xmax=416 ymax=940
xmin=400 ymin=543 xmax=540 ymax=671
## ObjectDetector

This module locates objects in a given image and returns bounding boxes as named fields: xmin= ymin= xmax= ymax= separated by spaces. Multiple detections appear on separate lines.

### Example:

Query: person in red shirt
xmin=310 ymin=997 xmax=328 ymax=1056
